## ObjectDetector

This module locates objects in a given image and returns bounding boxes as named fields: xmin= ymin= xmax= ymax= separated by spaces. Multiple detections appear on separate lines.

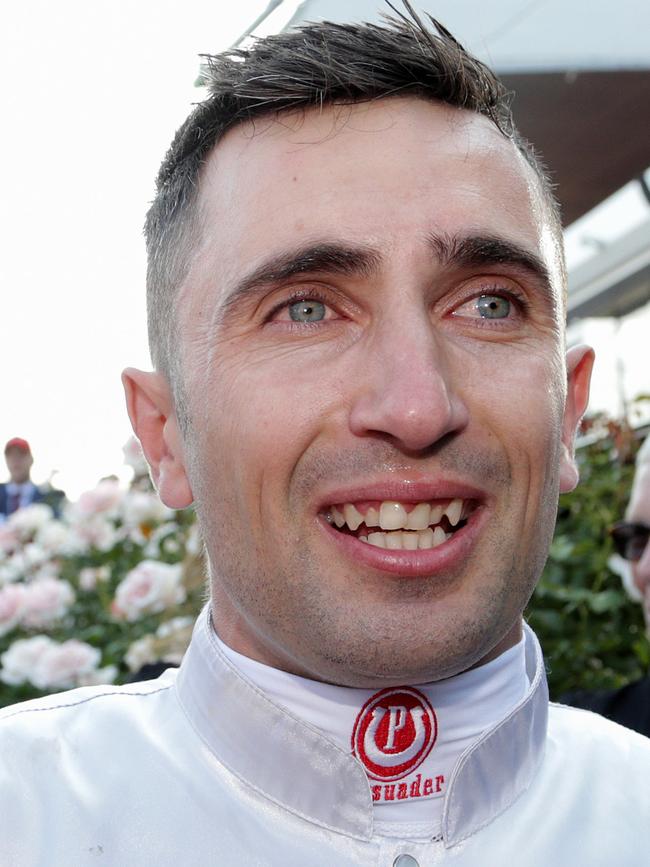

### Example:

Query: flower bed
xmin=0 ymin=446 xmax=204 ymax=707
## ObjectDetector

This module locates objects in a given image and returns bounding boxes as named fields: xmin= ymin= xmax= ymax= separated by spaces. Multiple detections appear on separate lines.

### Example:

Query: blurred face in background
xmin=5 ymin=448 xmax=32 ymax=484
xmin=626 ymin=461 xmax=650 ymax=625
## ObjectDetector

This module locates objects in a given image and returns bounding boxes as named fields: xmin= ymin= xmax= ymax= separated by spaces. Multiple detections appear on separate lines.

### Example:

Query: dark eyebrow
xmin=218 ymin=242 xmax=381 ymax=320
xmin=426 ymin=232 xmax=556 ymax=305
xmin=217 ymin=233 xmax=557 ymax=323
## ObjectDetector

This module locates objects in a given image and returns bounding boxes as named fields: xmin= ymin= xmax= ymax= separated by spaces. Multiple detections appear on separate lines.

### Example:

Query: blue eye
xmin=476 ymin=295 xmax=511 ymax=319
xmin=288 ymin=300 xmax=327 ymax=322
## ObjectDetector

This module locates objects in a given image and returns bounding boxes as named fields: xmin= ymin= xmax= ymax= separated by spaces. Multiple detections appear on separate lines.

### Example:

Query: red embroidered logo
xmin=351 ymin=687 xmax=437 ymax=782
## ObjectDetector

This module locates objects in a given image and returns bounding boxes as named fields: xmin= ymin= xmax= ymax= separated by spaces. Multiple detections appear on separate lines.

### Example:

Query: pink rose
xmin=124 ymin=634 xmax=157 ymax=672
xmin=0 ymin=584 xmax=27 ymax=636
xmin=120 ymin=491 xmax=172 ymax=528
xmin=22 ymin=578 xmax=75 ymax=628
xmin=63 ymin=516 xmax=117 ymax=555
xmin=75 ymin=480 xmax=123 ymax=518
xmin=77 ymin=665 xmax=118 ymax=687
xmin=0 ymin=635 xmax=54 ymax=685
xmin=7 ymin=504 xmax=54 ymax=541
xmin=31 ymin=640 xmax=101 ymax=690
xmin=78 ymin=565 xmax=111 ymax=591
xmin=0 ymin=523 xmax=20 ymax=555
xmin=113 ymin=560 xmax=185 ymax=622
xmin=122 ymin=436 xmax=149 ymax=476
xmin=35 ymin=520 xmax=70 ymax=555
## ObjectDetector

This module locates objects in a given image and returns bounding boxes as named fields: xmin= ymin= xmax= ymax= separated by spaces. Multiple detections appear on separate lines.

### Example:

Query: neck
xmin=215 ymin=628 xmax=529 ymax=838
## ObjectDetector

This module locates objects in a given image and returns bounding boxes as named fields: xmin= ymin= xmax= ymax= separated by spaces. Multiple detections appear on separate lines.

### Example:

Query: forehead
xmin=187 ymin=97 xmax=561 ymax=304
xmin=5 ymin=448 xmax=29 ymax=459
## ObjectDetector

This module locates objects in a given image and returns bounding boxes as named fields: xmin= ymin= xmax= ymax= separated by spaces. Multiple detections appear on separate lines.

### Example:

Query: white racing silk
xmin=1 ymin=605 xmax=650 ymax=866
xmin=215 ymin=624 xmax=529 ymax=837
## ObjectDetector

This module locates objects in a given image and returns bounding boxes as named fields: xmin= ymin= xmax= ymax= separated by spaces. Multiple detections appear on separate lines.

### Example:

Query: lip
xmin=315 ymin=477 xmax=490 ymax=578
xmin=316 ymin=478 xmax=490 ymax=512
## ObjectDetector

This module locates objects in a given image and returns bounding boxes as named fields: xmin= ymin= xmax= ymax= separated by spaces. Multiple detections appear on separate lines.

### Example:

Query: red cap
xmin=4 ymin=438 xmax=31 ymax=454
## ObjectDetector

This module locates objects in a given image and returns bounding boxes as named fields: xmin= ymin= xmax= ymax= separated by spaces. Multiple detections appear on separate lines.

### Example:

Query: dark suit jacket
xmin=0 ymin=483 xmax=65 ymax=518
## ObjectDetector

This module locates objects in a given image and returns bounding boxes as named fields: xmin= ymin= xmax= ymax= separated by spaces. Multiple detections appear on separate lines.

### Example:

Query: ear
xmin=122 ymin=368 xmax=194 ymax=509
xmin=558 ymin=345 xmax=595 ymax=494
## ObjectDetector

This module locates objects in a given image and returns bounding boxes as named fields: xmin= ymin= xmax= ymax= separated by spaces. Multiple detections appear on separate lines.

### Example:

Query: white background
xmin=0 ymin=1 xmax=298 ymax=497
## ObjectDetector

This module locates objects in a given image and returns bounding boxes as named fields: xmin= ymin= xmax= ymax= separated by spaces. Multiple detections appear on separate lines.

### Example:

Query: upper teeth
xmin=330 ymin=499 xmax=464 ymax=531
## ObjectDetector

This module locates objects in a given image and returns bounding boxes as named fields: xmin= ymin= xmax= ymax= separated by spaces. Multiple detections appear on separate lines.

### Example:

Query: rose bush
xmin=0 ymin=585 xmax=26 ymax=637
xmin=113 ymin=560 xmax=186 ymax=621
xmin=0 ymin=439 xmax=205 ymax=707
xmin=0 ymin=635 xmax=112 ymax=691
xmin=527 ymin=405 xmax=650 ymax=698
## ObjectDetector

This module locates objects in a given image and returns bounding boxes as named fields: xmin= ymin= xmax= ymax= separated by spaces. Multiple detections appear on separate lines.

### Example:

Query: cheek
xmin=188 ymin=345 xmax=341 ymax=499
xmin=456 ymin=340 xmax=566 ymax=445
xmin=455 ymin=342 xmax=566 ymax=537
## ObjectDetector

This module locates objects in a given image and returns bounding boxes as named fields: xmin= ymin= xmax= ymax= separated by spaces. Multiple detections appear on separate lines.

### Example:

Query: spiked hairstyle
xmin=145 ymin=2 xmax=561 ymax=391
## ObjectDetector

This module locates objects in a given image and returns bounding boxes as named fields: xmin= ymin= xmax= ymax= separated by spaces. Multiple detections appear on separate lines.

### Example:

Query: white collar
xmin=174 ymin=605 xmax=548 ymax=846
xmin=215 ymin=631 xmax=529 ymax=838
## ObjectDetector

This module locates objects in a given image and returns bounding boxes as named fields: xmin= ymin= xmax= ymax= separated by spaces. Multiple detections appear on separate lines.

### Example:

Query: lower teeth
xmin=359 ymin=527 xmax=450 ymax=550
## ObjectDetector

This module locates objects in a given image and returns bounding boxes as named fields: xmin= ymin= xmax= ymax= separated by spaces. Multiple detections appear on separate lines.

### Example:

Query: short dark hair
xmin=145 ymin=3 xmax=560 ymax=386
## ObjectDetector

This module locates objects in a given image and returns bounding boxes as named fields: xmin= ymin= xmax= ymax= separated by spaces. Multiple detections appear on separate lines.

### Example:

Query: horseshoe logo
xmin=351 ymin=687 xmax=437 ymax=781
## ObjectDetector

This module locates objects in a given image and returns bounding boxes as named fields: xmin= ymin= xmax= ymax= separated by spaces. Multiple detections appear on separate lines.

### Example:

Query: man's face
xmin=627 ymin=463 xmax=650 ymax=625
xmin=5 ymin=448 xmax=32 ymax=484
xmin=165 ymin=97 xmax=590 ymax=686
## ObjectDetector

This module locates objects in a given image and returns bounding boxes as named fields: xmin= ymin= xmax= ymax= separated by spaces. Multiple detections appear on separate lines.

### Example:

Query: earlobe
xmin=121 ymin=368 xmax=194 ymax=509
xmin=558 ymin=345 xmax=595 ymax=493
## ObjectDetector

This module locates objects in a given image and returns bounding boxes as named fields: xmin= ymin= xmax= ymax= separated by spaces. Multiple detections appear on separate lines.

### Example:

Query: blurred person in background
xmin=0 ymin=438 xmax=64 ymax=521
xmin=563 ymin=436 xmax=650 ymax=736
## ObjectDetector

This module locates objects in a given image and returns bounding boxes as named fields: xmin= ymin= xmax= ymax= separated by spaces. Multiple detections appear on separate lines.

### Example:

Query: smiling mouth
xmin=323 ymin=499 xmax=475 ymax=551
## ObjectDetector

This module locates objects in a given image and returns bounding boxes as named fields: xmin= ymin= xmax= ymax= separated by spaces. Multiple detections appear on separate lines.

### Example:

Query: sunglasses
xmin=610 ymin=521 xmax=650 ymax=561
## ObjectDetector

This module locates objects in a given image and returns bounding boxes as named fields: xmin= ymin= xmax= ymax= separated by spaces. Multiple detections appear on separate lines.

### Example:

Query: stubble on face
xmin=177 ymin=97 xmax=569 ymax=686
xmin=194 ymin=429 xmax=561 ymax=686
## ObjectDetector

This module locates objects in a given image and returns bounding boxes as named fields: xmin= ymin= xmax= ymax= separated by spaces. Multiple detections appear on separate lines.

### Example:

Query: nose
xmin=348 ymin=308 xmax=469 ymax=452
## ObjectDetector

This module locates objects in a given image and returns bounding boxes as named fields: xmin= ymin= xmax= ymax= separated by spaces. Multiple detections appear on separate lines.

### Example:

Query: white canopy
xmin=283 ymin=0 xmax=650 ymax=72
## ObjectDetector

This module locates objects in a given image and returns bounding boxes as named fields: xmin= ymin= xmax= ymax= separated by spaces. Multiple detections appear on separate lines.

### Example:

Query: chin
xmin=308 ymin=621 xmax=500 ymax=688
